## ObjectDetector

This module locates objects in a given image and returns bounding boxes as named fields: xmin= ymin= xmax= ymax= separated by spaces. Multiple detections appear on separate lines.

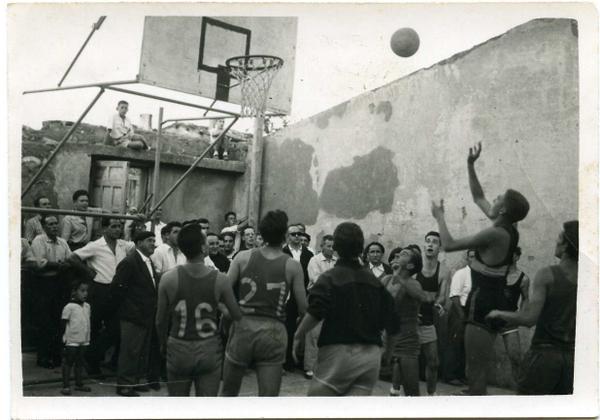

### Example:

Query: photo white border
xmin=5 ymin=1 xmax=598 ymax=418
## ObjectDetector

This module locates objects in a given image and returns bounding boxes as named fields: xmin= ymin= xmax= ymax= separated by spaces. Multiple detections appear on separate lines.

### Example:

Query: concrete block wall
xmin=260 ymin=19 xmax=579 ymax=387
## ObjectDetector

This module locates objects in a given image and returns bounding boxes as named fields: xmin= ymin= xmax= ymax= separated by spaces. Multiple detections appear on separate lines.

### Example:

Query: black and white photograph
xmin=6 ymin=1 xmax=599 ymax=418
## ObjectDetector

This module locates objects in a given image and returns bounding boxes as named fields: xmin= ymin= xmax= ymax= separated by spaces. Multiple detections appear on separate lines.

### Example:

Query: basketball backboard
xmin=139 ymin=16 xmax=297 ymax=115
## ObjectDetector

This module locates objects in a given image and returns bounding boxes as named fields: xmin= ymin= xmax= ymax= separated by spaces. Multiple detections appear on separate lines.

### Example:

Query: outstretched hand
xmin=467 ymin=142 xmax=482 ymax=164
xmin=431 ymin=199 xmax=445 ymax=220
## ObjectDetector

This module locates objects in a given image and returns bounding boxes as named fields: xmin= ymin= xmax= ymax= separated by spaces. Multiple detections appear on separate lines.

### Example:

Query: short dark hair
xmin=72 ymin=190 xmax=88 ymax=202
xmin=563 ymin=220 xmax=578 ymax=260
xmin=365 ymin=241 xmax=385 ymax=255
xmin=197 ymin=218 xmax=209 ymax=225
xmin=41 ymin=214 xmax=58 ymax=226
xmin=425 ymin=231 xmax=441 ymax=242
xmin=101 ymin=217 xmax=122 ymax=228
xmin=322 ymin=234 xmax=334 ymax=244
xmin=405 ymin=244 xmax=424 ymax=275
xmin=243 ymin=226 xmax=255 ymax=233
xmin=160 ymin=225 xmax=170 ymax=237
xmin=388 ymin=247 xmax=403 ymax=264
xmin=504 ymin=189 xmax=530 ymax=223
xmin=117 ymin=100 xmax=128 ymax=106
xmin=34 ymin=196 xmax=49 ymax=207
xmin=259 ymin=210 xmax=288 ymax=246
xmin=224 ymin=211 xmax=236 ymax=221
xmin=133 ymin=231 xmax=155 ymax=243
xmin=177 ymin=224 xmax=206 ymax=259
xmin=70 ymin=278 xmax=89 ymax=293
xmin=164 ymin=221 xmax=182 ymax=235
xmin=221 ymin=231 xmax=235 ymax=240
xmin=333 ymin=222 xmax=364 ymax=260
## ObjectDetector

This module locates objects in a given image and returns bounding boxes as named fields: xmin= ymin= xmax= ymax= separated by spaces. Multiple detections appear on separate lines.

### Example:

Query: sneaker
xmin=304 ymin=370 xmax=314 ymax=379
xmin=60 ymin=387 xmax=72 ymax=396
xmin=389 ymin=387 xmax=401 ymax=396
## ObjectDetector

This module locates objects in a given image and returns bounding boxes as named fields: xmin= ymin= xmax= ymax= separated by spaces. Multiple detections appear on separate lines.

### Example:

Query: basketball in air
xmin=390 ymin=27 xmax=420 ymax=57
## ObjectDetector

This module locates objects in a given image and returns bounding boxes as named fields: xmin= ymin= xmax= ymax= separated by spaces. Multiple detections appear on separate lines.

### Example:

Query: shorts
xmin=166 ymin=335 xmax=222 ymax=379
xmin=500 ymin=328 xmax=519 ymax=336
xmin=313 ymin=343 xmax=381 ymax=395
xmin=389 ymin=330 xmax=420 ymax=359
xmin=418 ymin=324 xmax=437 ymax=345
xmin=225 ymin=315 xmax=287 ymax=367
xmin=518 ymin=345 xmax=574 ymax=395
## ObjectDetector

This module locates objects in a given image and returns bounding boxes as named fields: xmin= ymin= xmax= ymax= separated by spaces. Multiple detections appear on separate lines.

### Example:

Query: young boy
xmin=107 ymin=100 xmax=149 ymax=150
xmin=60 ymin=280 xmax=92 ymax=396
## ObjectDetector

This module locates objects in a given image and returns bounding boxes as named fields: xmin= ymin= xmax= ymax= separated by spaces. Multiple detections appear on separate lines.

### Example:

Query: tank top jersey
xmin=465 ymin=223 xmax=519 ymax=332
xmin=503 ymin=271 xmax=525 ymax=312
xmin=237 ymin=249 xmax=290 ymax=323
xmin=416 ymin=262 xmax=440 ymax=326
xmin=169 ymin=266 xmax=219 ymax=340
xmin=532 ymin=265 xmax=577 ymax=351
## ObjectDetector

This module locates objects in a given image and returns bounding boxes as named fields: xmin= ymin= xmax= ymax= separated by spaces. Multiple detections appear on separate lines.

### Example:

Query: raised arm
xmin=487 ymin=267 xmax=550 ymax=327
xmin=435 ymin=264 xmax=451 ymax=307
xmin=467 ymin=143 xmax=494 ymax=219
xmin=403 ymin=277 xmax=435 ymax=303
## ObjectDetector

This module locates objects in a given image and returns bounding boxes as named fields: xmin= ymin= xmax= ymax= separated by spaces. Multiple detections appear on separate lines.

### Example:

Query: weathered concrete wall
xmin=261 ymin=19 xmax=579 ymax=387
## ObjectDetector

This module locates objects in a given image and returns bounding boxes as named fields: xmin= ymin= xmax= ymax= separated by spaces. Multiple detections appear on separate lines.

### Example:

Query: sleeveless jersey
xmin=416 ymin=262 xmax=440 ymax=326
xmin=532 ymin=265 xmax=577 ymax=351
xmin=169 ymin=266 xmax=219 ymax=340
xmin=237 ymin=249 xmax=290 ymax=322
xmin=465 ymin=223 xmax=519 ymax=332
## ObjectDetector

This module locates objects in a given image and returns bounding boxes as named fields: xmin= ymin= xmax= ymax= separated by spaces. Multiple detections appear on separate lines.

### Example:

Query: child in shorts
xmin=60 ymin=279 xmax=92 ymax=395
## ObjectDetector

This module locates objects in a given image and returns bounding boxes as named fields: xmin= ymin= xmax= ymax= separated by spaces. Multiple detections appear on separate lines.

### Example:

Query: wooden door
xmin=90 ymin=160 xmax=129 ymax=213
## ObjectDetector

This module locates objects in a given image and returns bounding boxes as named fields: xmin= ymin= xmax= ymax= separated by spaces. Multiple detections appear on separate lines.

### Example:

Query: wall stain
xmin=313 ymin=101 xmax=349 ymax=129
xmin=262 ymin=138 xmax=319 ymax=224
xmin=376 ymin=101 xmax=393 ymax=122
xmin=319 ymin=146 xmax=399 ymax=219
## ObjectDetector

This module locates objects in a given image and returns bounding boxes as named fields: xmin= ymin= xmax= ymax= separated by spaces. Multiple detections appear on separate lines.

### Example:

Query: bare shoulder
xmin=159 ymin=268 xmax=178 ymax=288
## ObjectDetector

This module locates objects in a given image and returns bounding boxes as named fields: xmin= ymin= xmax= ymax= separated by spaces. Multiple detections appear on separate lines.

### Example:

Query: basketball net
xmin=226 ymin=55 xmax=284 ymax=118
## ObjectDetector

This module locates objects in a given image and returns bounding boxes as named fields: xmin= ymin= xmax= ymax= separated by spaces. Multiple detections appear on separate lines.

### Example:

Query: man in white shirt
xmin=220 ymin=211 xmax=249 ymax=253
xmin=68 ymin=217 xmax=135 ymax=374
xmin=107 ymin=100 xmax=148 ymax=150
xmin=145 ymin=207 xmax=166 ymax=247
xmin=151 ymin=222 xmax=185 ymax=277
xmin=303 ymin=234 xmax=336 ymax=378
xmin=445 ymin=249 xmax=475 ymax=386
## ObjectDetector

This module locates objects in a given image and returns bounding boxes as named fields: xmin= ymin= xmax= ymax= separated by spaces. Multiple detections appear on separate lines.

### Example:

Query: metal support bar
xmin=104 ymin=86 xmax=239 ymax=117
xmin=161 ymin=115 xmax=237 ymax=126
xmin=148 ymin=117 xmax=239 ymax=216
xmin=21 ymin=88 xmax=106 ymax=199
xmin=23 ymin=79 xmax=137 ymax=95
xmin=137 ymin=193 xmax=154 ymax=213
xmin=150 ymin=107 xmax=164 ymax=230
xmin=21 ymin=207 xmax=142 ymax=221
xmin=58 ymin=16 xmax=106 ymax=87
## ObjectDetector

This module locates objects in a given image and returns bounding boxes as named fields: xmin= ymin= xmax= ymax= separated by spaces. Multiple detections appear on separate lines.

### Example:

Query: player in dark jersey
xmin=499 ymin=246 xmax=530 ymax=389
xmin=155 ymin=224 xmax=242 ymax=396
xmin=487 ymin=221 xmax=578 ymax=395
xmin=221 ymin=210 xmax=307 ymax=396
xmin=430 ymin=142 xmax=530 ymax=395
xmin=416 ymin=231 xmax=450 ymax=396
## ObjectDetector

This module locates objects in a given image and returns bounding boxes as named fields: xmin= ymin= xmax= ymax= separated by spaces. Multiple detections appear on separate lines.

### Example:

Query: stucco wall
xmin=261 ymin=19 xmax=579 ymax=387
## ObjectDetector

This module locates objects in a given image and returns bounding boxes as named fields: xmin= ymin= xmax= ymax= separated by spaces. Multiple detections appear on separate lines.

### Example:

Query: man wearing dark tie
xmin=111 ymin=231 xmax=160 ymax=396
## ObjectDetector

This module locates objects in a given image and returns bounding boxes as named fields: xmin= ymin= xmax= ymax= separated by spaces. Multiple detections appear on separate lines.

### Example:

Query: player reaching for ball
xmin=430 ymin=142 xmax=530 ymax=395
xmin=220 ymin=210 xmax=307 ymax=397
xmin=155 ymin=224 xmax=242 ymax=396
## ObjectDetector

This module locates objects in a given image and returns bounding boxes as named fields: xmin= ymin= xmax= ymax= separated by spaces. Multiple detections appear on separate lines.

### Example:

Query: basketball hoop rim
xmin=225 ymin=54 xmax=284 ymax=72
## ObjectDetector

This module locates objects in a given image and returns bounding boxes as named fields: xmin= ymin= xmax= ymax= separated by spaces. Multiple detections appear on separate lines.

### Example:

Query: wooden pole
xmin=248 ymin=115 xmax=265 ymax=224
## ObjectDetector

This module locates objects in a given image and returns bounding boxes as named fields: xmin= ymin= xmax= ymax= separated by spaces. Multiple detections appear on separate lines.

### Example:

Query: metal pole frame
xmin=21 ymin=207 xmax=142 ymax=221
xmin=147 ymin=117 xmax=239 ymax=217
xmin=150 ymin=107 xmax=164 ymax=232
xmin=21 ymin=87 xmax=106 ymax=199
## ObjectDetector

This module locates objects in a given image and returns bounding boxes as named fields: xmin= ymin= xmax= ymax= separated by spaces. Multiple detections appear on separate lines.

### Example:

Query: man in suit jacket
xmin=282 ymin=224 xmax=314 ymax=371
xmin=111 ymin=231 xmax=160 ymax=396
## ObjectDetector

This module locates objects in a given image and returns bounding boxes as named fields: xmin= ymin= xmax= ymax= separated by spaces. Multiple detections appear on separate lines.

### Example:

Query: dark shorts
xmin=166 ymin=336 xmax=223 ymax=379
xmin=518 ymin=346 xmax=574 ymax=395
xmin=313 ymin=343 xmax=381 ymax=395
xmin=389 ymin=330 xmax=420 ymax=359
xmin=225 ymin=316 xmax=287 ymax=367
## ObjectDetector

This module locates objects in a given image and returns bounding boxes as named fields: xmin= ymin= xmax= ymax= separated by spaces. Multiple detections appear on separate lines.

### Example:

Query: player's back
xmin=237 ymin=248 xmax=290 ymax=322
xmin=169 ymin=266 xmax=219 ymax=340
